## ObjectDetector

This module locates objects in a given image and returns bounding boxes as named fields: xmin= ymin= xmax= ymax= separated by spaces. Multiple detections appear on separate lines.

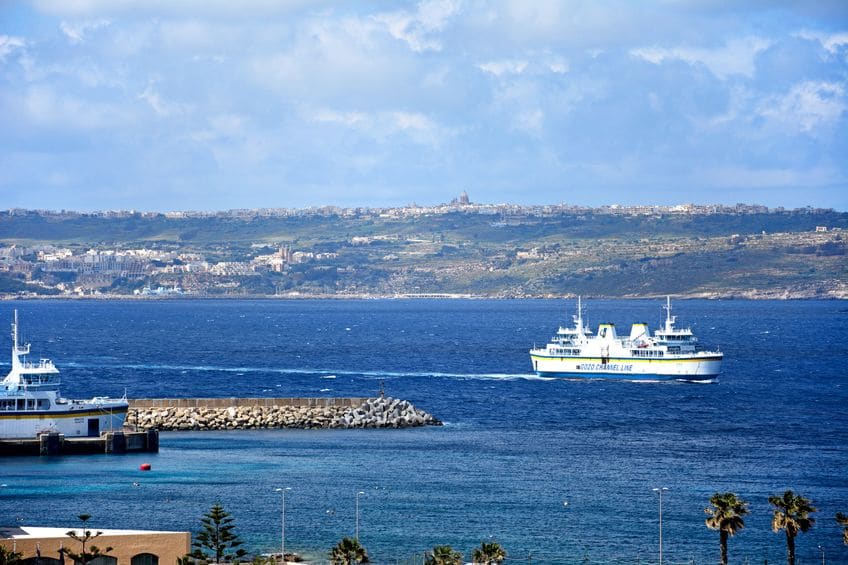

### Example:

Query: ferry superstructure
xmin=529 ymin=297 xmax=723 ymax=381
xmin=0 ymin=310 xmax=128 ymax=439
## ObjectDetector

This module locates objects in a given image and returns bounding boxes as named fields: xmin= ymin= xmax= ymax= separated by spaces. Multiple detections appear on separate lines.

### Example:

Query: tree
xmin=837 ymin=512 xmax=848 ymax=545
xmin=329 ymin=537 xmax=369 ymax=564
xmin=64 ymin=514 xmax=114 ymax=565
xmin=471 ymin=541 xmax=506 ymax=564
xmin=191 ymin=503 xmax=248 ymax=564
xmin=769 ymin=490 xmax=816 ymax=565
xmin=705 ymin=492 xmax=749 ymax=565
xmin=0 ymin=546 xmax=22 ymax=565
xmin=425 ymin=545 xmax=462 ymax=565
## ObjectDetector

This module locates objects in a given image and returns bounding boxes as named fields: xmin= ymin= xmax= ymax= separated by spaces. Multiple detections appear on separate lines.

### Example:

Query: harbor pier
xmin=127 ymin=396 xmax=441 ymax=430
xmin=0 ymin=396 xmax=439 ymax=455
xmin=0 ymin=429 xmax=159 ymax=456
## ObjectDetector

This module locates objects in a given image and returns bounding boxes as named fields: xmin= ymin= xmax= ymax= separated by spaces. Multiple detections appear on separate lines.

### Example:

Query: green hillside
xmin=0 ymin=209 xmax=845 ymax=298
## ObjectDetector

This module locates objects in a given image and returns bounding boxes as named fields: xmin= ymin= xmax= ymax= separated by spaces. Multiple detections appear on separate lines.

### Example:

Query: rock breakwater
xmin=126 ymin=397 xmax=441 ymax=431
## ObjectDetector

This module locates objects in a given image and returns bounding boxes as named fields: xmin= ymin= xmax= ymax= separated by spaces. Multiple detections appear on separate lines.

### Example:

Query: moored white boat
xmin=0 ymin=310 xmax=128 ymax=439
xmin=529 ymin=297 xmax=723 ymax=381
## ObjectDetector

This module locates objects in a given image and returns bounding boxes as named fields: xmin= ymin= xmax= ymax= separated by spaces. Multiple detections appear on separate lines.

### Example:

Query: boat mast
xmin=10 ymin=309 xmax=29 ymax=370
xmin=4 ymin=310 xmax=25 ymax=387
xmin=574 ymin=296 xmax=587 ymax=338
xmin=663 ymin=296 xmax=676 ymax=332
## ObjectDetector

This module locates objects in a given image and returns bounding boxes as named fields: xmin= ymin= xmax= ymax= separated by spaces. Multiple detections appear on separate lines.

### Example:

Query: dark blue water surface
xmin=1 ymin=299 xmax=846 ymax=564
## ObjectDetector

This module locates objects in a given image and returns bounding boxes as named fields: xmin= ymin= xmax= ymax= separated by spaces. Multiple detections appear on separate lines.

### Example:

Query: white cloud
xmin=478 ymin=59 xmax=528 ymax=76
xmin=21 ymin=86 xmax=132 ymax=130
xmin=796 ymin=30 xmax=848 ymax=55
xmin=8 ymin=0 xmax=847 ymax=210
xmin=205 ymin=114 xmax=247 ymax=138
xmin=479 ymin=53 xmax=567 ymax=77
xmin=630 ymin=37 xmax=771 ymax=80
xmin=0 ymin=35 xmax=26 ymax=62
xmin=758 ymin=81 xmax=846 ymax=133
xmin=697 ymin=85 xmax=755 ymax=131
xmin=247 ymin=13 xmax=425 ymax=109
xmin=34 ymin=0 xmax=323 ymax=19
xmin=188 ymin=113 xmax=273 ymax=168
xmin=312 ymin=109 xmax=368 ymax=127
xmin=515 ymin=109 xmax=543 ymax=133
xmin=547 ymin=59 xmax=568 ymax=74
xmin=59 ymin=18 xmax=111 ymax=43
xmin=138 ymin=81 xmax=190 ymax=117
xmin=374 ymin=0 xmax=460 ymax=52
xmin=392 ymin=111 xmax=435 ymax=133
xmin=309 ymin=107 xmax=443 ymax=146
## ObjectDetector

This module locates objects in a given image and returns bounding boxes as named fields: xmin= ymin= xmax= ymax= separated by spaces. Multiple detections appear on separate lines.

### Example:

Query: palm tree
xmin=705 ymin=492 xmax=749 ymax=565
xmin=330 ymin=537 xmax=369 ymax=564
xmin=837 ymin=512 xmax=848 ymax=545
xmin=471 ymin=541 xmax=506 ymax=564
xmin=769 ymin=490 xmax=816 ymax=565
xmin=425 ymin=545 xmax=462 ymax=565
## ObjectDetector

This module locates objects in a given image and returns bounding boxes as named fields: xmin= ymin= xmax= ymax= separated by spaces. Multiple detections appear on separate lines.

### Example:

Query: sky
xmin=1 ymin=1 xmax=847 ymax=212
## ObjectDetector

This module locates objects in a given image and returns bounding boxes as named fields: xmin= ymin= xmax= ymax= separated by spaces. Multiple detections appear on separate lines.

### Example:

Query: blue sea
xmin=1 ymin=299 xmax=846 ymax=564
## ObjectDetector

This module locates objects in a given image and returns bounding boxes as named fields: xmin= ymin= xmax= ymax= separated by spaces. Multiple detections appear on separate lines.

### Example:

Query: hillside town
xmin=2 ymin=195 xmax=833 ymax=222
xmin=0 ymin=199 xmax=844 ymax=299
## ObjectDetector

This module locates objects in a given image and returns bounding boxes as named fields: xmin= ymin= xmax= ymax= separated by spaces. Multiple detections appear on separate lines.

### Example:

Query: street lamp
xmin=275 ymin=487 xmax=291 ymax=563
xmin=652 ymin=487 xmax=669 ymax=565
xmin=818 ymin=545 xmax=825 ymax=565
xmin=355 ymin=491 xmax=365 ymax=541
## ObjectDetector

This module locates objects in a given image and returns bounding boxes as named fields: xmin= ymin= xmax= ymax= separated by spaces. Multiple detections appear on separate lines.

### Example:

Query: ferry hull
xmin=531 ymin=355 xmax=722 ymax=381
xmin=0 ymin=406 xmax=128 ymax=439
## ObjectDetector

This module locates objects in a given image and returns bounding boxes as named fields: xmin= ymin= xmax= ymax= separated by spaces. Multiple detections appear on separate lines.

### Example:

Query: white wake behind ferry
xmin=0 ymin=310 xmax=128 ymax=439
xmin=530 ymin=297 xmax=723 ymax=381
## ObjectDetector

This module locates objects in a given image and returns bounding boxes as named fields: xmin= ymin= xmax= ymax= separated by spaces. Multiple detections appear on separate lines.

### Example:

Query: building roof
xmin=0 ymin=526 xmax=187 ymax=539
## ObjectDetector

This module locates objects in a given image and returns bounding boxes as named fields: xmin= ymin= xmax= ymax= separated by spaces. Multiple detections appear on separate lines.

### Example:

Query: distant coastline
xmin=2 ymin=205 xmax=845 ymax=301
xmin=3 ymin=289 xmax=845 ymax=300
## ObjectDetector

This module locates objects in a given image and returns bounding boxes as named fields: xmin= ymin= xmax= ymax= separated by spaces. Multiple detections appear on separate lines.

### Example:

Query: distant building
xmin=449 ymin=191 xmax=470 ymax=206
xmin=0 ymin=526 xmax=190 ymax=564
xmin=815 ymin=226 xmax=828 ymax=232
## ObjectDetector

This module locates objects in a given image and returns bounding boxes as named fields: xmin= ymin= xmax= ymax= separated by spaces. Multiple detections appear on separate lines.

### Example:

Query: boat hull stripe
xmin=530 ymin=355 xmax=723 ymax=363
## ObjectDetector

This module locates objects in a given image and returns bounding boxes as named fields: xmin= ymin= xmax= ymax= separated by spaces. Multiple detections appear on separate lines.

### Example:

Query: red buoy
xmin=139 ymin=463 xmax=151 ymax=471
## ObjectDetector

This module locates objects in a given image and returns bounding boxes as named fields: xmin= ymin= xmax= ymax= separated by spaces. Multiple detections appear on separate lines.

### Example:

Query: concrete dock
xmin=0 ymin=429 xmax=159 ymax=456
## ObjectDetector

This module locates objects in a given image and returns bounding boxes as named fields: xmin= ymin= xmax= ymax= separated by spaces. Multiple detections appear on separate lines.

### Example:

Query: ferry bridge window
xmin=131 ymin=553 xmax=159 ymax=565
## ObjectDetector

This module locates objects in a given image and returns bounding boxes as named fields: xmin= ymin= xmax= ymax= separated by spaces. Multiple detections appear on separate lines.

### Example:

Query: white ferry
xmin=0 ymin=310 xmax=128 ymax=439
xmin=530 ymin=297 xmax=723 ymax=381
